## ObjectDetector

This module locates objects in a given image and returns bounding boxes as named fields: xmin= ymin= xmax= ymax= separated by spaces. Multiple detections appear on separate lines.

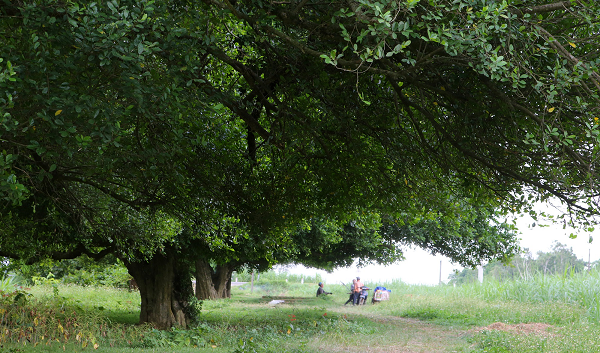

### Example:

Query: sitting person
xmin=316 ymin=282 xmax=332 ymax=297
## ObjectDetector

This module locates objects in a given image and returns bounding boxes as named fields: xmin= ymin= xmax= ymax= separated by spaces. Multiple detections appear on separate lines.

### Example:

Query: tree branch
xmin=60 ymin=175 xmax=166 ymax=209
xmin=511 ymin=1 xmax=573 ymax=17
xmin=534 ymin=24 xmax=600 ymax=94
xmin=293 ymin=0 xmax=310 ymax=13
xmin=388 ymin=75 xmax=595 ymax=214
xmin=195 ymin=77 xmax=277 ymax=145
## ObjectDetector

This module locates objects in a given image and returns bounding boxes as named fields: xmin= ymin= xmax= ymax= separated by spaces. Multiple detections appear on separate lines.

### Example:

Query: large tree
xmin=2 ymin=0 xmax=599 ymax=328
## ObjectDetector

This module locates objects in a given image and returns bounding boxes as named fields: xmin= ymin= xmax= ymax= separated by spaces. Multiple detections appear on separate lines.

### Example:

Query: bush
xmin=11 ymin=255 xmax=131 ymax=288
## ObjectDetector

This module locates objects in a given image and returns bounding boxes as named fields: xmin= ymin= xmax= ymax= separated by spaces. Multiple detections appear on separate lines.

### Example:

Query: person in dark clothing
xmin=316 ymin=282 xmax=332 ymax=297
xmin=344 ymin=279 xmax=357 ymax=305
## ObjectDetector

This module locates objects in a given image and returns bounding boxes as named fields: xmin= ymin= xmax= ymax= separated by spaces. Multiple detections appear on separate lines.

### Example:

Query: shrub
xmin=11 ymin=255 xmax=131 ymax=288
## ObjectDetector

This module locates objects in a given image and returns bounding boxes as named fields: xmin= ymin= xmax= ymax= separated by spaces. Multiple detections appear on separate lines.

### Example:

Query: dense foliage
xmin=2 ymin=0 xmax=599 ymax=328
xmin=7 ymin=254 xmax=131 ymax=288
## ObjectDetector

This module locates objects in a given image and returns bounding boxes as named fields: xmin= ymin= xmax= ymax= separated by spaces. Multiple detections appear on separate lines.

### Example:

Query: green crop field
xmin=2 ymin=270 xmax=600 ymax=352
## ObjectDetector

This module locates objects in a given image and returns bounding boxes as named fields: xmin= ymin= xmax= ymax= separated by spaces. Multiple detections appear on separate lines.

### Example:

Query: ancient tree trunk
xmin=125 ymin=250 xmax=193 ymax=329
xmin=194 ymin=259 xmax=234 ymax=300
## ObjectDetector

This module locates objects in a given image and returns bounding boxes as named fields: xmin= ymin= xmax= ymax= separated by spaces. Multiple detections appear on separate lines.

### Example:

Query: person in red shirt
xmin=353 ymin=277 xmax=363 ymax=305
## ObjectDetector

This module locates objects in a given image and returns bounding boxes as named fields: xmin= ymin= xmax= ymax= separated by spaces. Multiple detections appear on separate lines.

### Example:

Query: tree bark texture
xmin=125 ymin=250 xmax=193 ymax=329
xmin=194 ymin=259 xmax=234 ymax=300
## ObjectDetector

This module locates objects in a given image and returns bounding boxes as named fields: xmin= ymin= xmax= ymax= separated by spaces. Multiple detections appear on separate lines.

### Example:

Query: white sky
xmin=285 ymin=208 xmax=600 ymax=286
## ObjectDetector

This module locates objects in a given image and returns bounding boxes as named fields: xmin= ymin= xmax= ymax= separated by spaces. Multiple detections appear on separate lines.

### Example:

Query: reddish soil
xmin=477 ymin=322 xmax=555 ymax=336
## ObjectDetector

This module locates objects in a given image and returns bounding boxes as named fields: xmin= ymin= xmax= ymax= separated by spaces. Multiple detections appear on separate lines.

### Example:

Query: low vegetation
xmin=2 ymin=268 xmax=600 ymax=352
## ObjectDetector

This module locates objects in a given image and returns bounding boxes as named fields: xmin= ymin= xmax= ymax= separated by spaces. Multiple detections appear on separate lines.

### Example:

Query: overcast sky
xmin=286 ymin=208 xmax=600 ymax=286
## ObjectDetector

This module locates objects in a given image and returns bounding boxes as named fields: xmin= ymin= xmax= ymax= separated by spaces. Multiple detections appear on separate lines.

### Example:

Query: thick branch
xmin=522 ymin=1 xmax=572 ymax=14
xmin=511 ymin=1 xmax=573 ymax=17
xmin=60 ymin=175 xmax=167 ymax=209
xmin=196 ymin=77 xmax=276 ymax=145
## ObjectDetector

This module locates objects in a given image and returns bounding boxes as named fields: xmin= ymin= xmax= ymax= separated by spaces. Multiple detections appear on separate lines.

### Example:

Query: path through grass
xmin=2 ymin=276 xmax=600 ymax=352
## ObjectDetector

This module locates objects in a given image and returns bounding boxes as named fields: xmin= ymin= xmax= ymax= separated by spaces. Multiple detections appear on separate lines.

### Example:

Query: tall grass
xmin=452 ymin=267 xmax=600 ymax=322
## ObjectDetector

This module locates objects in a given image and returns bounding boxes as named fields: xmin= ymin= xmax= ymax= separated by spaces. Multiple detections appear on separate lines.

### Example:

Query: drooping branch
xmin=60 ymin=175 xmax=168 ymax=209
xmin=479 ymin=77 xmax=592 ymax=170
xmin=387 ymin=75 xmax=595 ymax=214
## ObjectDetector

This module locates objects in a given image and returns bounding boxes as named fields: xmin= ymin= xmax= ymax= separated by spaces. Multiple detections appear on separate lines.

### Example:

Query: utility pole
xmin=439 ymin=260 xmax=442 ymax=285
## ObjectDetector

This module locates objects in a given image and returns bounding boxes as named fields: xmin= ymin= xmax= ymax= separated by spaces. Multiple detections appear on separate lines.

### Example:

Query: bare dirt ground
xmin=476 ymin=322 xmax=555 ymax=337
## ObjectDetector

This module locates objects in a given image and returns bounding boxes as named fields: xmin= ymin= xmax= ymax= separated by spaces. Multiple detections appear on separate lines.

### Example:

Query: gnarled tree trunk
xmin=125 ymin=249 xmax=193 ymax=330
xmin=194 ymin=259 xmax=234 ymax=299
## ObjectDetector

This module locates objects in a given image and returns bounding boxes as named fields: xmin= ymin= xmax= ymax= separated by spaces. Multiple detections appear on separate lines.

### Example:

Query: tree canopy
xmin=2 ymin=0 xmax=599 ymax=328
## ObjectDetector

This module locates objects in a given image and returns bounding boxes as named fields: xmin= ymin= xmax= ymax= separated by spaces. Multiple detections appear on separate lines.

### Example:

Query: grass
xmin=2 ymin=270 xmax=600 ymax=352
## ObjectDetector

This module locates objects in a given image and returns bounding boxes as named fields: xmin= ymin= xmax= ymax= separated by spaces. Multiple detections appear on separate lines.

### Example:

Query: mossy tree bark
xmin=125 ymin=249 xmax=194 ymax=329
xmin=194 ymin=259 xmax=234 ymax=300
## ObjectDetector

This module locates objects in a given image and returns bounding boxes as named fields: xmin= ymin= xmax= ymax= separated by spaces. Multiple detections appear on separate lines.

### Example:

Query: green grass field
xmin=2 ymin=270 xmax=600 ymax=352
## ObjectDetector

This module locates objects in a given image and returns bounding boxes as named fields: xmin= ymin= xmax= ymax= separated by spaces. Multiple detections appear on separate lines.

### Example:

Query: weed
xmin=136 ymin=328 xmax=208 ymax=348
xmin=185 ymin=296 xmax=203 ymax=326
xmin=472 ymin=330 xmax=513 ymax=353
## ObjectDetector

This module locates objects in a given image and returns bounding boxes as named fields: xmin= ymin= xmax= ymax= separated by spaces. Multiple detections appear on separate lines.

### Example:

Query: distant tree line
xmin=449 ymin=242 xmax=593 ymax=285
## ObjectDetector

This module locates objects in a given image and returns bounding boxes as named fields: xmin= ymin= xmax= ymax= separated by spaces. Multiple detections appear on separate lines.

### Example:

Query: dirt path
xmin=308 ymin=311 xmax=474 ymax=353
